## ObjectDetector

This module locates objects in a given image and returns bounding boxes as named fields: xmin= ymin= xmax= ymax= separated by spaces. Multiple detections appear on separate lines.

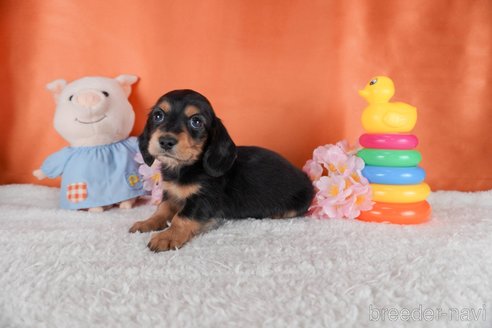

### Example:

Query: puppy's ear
xmin=203 ymin=118 xmax=237 ymax=177
xmin=138 ymin=122 xmax=155 ymax=167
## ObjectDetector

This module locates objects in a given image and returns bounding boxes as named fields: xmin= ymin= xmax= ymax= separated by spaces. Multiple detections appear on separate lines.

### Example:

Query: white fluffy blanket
xmin=0 ymin=184 xmax=491 ymax=327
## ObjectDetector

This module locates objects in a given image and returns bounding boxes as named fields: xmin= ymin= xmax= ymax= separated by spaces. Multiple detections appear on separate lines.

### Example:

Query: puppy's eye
xmin=69 ymin=95 xmax=73 ymax=101
xmin=370 ymin=79 xmax=378 ymax=85
xmin=102 ymin=91 xmax=109 ymax=97
xmin=153 ymin=109 xmax=165 ymax=123
xmin=189 ymin=116 xmax=204 ymax=129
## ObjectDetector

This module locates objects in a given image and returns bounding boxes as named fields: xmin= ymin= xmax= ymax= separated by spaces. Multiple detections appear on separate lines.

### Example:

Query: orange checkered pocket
xmin=66 ymin=182 xmax=88 ymax=203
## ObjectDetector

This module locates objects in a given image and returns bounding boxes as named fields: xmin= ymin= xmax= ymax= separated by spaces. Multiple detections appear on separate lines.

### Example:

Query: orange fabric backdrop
xmin=1 ymin=0 xmax=491 ymax=191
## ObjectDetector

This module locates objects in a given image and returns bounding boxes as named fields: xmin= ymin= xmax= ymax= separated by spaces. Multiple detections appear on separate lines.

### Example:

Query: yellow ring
xmin=371 ymin=183 xmax=431 ymax=203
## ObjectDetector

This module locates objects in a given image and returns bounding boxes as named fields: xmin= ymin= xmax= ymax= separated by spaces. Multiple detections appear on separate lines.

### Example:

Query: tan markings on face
xmin=148 ymin=130 xmax=179 ymax=167
xmin=174 ymin=131 xmax=205 ymax=163
xmin=157 ymin=101 xmax=172 ymax=113
xmin=148 ymin=127 xmax=205 ymax=167
xmin=148 ymin=130 xmax=165 ymax=156
xmin=184 ymin=105 xmax=200 ymax=117
xmin=162 ymin=181 xmax=201 ymax=201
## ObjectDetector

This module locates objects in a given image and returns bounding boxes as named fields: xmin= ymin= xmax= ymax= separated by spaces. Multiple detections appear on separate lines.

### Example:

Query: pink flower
xmin=314 ymin=176 xmax=351 ymax=204
xmin=340 ymin=183 xmax=374 ymax=218
xmin=303 ymin=159 xmax=323 ymax=180
xmin=336 ymin=140 xmax=350 ymax=153
xmin=134 ymin=153 xmax=164 ymax=205
xmin=303 ymin=140 xmax=373 ymax=220
xmin=150 ymin=182 xmax=163 ymax=205
xmin=313 ymin=144 xmax=348 ymax=175
xmin=134 ymin=152 xmax=145 ymax=165
xmin=138 ymin=163 xmax=160 ymax=191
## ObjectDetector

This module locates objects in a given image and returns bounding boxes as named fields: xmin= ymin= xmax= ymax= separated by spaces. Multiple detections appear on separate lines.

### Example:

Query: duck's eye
xmin=69 ymin=95 xmax=73 ymax=101
xmin=370 ymin=79 xmax=378 ymax=85
xmin=152 ymin=109 xmax=165 ymax=123
xmin=102 ymin=91 xmax=109 ymax=97
xmin=189 ymin=115 xmax=204 ymax=129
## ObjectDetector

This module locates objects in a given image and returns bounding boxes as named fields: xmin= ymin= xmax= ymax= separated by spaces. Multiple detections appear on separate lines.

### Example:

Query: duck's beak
xmin=358 ymin=89 xmax=369 ymax=99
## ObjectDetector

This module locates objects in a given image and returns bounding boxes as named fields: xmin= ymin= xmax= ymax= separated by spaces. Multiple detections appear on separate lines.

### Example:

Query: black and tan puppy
xmin=129 ymin=90 xmax=314 ymax=252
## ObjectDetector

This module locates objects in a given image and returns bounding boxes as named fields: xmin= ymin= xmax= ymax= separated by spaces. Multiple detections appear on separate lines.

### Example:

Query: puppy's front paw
xmin=129 ymin=220 xmax=155 ymax=233
xmin=147 ymin=229 xmax=190 ymax=252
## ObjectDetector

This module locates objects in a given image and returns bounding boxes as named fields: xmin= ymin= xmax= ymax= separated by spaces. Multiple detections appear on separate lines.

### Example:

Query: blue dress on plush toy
xmin=41 ymin=137 xmax=144 ymax=210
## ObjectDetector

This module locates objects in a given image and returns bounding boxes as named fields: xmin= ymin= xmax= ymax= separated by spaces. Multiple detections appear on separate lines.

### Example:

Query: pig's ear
xmin=115 ymin=74 xmax=139 ymax=97
xmin=46 ymin=79 xmax=67 ymax=102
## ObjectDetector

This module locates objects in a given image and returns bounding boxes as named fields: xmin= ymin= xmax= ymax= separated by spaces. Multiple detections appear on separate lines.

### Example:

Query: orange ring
xmin=357 ymin=201 xmax=431 ymax=224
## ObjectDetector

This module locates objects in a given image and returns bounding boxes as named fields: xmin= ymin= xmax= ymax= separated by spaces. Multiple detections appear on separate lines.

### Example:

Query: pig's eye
xmin=102 ymin=91 xmax=109 ymax=97
xmin=69 ymin=95 xmax=73 ymax=101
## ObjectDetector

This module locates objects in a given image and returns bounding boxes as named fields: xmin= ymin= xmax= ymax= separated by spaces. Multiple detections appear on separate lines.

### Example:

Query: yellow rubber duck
xmin=359 ymin=76 xmax=417 ymax=133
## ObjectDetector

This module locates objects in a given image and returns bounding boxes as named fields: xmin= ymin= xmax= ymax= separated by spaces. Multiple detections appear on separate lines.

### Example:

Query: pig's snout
xmin=73 ymin=90 xmax=106 ymax=110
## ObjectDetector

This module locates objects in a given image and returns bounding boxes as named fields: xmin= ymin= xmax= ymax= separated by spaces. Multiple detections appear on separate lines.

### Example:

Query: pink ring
xmin=359 ymin=133 xmax=418 ymax=150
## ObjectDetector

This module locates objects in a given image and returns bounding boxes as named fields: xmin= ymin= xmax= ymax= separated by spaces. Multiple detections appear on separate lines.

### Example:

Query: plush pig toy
xmin=33 ymin=75 xmax=145 ymax=212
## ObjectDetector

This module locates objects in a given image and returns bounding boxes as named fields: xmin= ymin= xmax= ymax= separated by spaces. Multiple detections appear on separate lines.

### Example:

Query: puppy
xmin=129 ymin=90 xmax=314 ymax=252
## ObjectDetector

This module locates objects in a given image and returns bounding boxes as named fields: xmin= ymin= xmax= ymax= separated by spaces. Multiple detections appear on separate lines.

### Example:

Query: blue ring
xmin=362 ymin=166 xmax=426 ymax=185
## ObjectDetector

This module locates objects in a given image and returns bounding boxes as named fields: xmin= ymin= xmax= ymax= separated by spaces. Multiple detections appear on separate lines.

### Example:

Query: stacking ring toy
xmin=357 ymin=149 xmax=421 ymax=167
xmin=357 ymin=200 xmax=431 ymax=224
xmin=371 ymin=183 xmax=431 ymax=203
xmin=359 ymin=133 xmax=418 ymax=149
xmin=362 ymin=166 xmax=425 ymax=185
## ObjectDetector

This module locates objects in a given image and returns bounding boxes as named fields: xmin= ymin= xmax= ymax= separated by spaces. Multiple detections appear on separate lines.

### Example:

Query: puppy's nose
xmin=159 ymin=136 xmax=178 ymax=150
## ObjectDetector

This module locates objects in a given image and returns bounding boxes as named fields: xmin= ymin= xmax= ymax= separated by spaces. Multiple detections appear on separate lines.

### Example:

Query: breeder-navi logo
xmin=369 ymin=304 xmax=487 ymax=322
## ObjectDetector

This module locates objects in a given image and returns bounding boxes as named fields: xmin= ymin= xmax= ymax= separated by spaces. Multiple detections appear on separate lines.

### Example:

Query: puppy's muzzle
xmin=159 ymin=135 xmax=178 ymax=151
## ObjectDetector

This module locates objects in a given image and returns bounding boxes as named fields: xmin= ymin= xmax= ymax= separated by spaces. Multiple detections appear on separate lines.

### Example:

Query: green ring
xmin=357 ymin=148 xmax=422 ymax=167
